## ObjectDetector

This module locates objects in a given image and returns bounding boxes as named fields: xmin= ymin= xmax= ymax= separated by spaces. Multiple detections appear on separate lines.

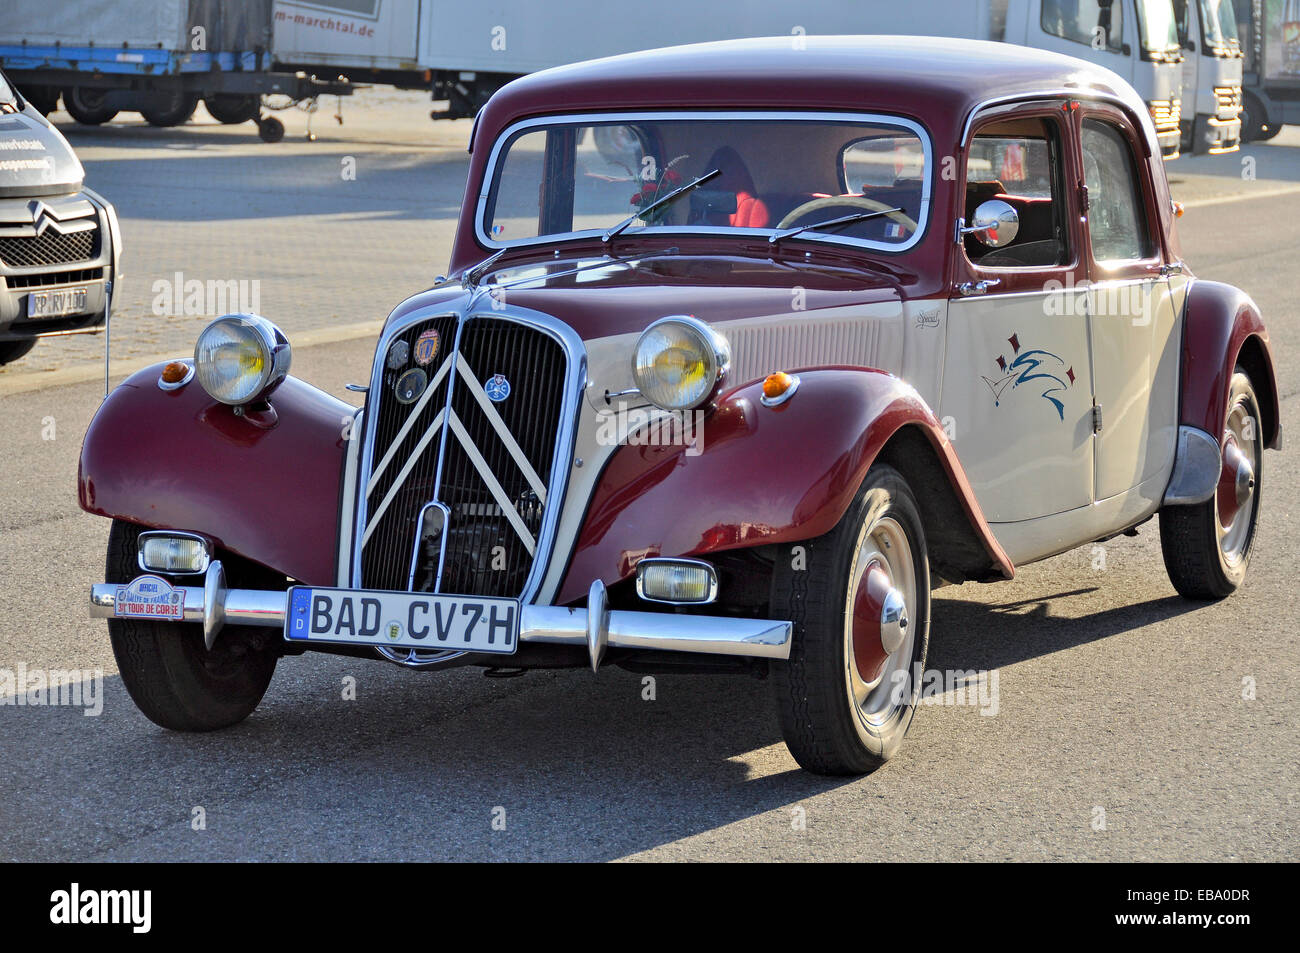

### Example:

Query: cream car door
xmin=940 ymin=109 xmax=1095 ymax=524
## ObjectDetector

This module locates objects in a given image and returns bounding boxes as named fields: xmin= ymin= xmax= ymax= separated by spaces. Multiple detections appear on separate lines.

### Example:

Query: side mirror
xmin=961 ymin=199 xmax=1019 ymax=248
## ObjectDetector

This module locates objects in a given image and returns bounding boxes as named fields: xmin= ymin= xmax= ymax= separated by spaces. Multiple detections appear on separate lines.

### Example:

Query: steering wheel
xmin=776 ymin=195 xmax=919 ymax=233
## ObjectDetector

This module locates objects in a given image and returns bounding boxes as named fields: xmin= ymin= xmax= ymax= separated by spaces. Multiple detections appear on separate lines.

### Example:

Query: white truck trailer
xmin=405 ymin=0 xmax=1201 ymax=156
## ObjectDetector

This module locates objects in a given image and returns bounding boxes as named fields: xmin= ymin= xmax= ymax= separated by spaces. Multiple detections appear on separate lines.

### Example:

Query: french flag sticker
xmin=885 ymin=222 xmax=905 ymax=239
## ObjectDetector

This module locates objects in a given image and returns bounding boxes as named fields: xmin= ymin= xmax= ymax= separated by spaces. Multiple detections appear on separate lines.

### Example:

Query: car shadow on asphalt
xmin=928 ymin=587 xmax=1205 ymax=673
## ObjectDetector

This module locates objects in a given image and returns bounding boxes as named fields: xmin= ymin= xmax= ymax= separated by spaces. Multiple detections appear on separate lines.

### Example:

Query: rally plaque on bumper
xmin=286 ymin=587 xmax=519 ymax=654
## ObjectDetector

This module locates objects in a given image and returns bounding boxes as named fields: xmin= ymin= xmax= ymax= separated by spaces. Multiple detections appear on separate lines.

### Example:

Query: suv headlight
xmin=631 ymin=316 xmax=730 ymax=411
xmin=193 ymin=314 xmax=291 ymax=406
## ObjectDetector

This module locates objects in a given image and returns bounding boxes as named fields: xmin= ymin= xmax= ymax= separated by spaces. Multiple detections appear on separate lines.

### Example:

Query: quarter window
xmin=1080 ymin=119 xmax=1150 ymax=261
xmin=1042 ymin=0 xmax=1125 ymax=53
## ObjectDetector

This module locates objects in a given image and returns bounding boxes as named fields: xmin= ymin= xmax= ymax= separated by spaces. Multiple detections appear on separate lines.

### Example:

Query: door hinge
xmin=1092 ymin=403 xmax=1104 ymax=433
xmin=1079 ymin=183 xmax=1090 ymax=212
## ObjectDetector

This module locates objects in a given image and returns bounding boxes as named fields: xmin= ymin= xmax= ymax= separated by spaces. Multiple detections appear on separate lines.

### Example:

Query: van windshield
xmin=481 ymin=112 xmax=931 ymax=253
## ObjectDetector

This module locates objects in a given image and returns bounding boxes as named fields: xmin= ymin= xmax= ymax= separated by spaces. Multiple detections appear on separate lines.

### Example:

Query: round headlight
xmin=193 ymin=314 xmax=291 ymax=406
xmin=631 ymin=316 xmax=730 ymax=411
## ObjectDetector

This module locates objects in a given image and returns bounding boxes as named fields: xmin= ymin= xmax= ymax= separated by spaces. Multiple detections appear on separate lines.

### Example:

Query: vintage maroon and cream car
xmin=81 ymin=37 xmax=1279 ymax=774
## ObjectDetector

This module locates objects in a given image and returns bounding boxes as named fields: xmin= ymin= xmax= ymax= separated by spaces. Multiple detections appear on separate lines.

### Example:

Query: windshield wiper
xmin=767 ymin=207 xmax=904 ymax=245
xmin=603 ymin=168 xmax=721 ymax=243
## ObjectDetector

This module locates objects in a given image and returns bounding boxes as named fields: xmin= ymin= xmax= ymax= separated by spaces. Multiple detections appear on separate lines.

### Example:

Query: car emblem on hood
xmin=485 ymin=374 xmax=511 ymax=402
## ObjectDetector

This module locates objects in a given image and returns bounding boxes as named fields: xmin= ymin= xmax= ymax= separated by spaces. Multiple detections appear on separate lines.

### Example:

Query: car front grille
xmin=0 ymin=226 xmax=97 ymax=269
xmin=358 ymin=314 xmax=570 ymax=598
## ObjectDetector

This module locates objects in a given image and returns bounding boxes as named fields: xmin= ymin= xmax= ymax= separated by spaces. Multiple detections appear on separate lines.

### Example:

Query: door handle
xmin=958 ymin=279 xmax=1001 ymax=296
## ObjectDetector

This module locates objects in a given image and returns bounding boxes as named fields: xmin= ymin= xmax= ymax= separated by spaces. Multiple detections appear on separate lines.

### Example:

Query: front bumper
xmin=89 ymin=561 xmax=793 ymax=672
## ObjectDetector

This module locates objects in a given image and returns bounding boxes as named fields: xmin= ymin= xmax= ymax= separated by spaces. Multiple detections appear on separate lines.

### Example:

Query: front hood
xmin=0 ymin=107 xmax=85 ymax=198
xmin=387 ymin=252 xmax=920 ymax=342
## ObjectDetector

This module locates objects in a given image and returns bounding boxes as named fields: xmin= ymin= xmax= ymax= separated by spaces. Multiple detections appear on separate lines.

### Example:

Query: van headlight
xmin=193 ymin=314 xmax=291 ymax=406
xmin=631 ymin=316 xmax=730 ymax=411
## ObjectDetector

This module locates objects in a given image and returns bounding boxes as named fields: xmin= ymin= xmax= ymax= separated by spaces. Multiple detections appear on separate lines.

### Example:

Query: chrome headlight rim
xmin=631 ymin=315 xmax=731 ymax=412
xmin=193 ymin=313 xmax=292 ymax=407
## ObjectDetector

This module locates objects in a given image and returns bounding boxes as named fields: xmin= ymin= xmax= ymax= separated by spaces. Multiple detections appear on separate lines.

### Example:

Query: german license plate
xmin=285 ymin=587 xmax=519 ymax=654
xmin=28 ymin=286 xmax=88 ymax=318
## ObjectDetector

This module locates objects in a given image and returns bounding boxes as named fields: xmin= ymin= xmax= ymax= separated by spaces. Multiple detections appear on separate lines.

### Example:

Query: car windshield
xmin=1137 ymin=0 xmax=1182 ymax=53
xmin=1199 ymin=0 xmax=1239 ymax=47
xmin=481 ymin=112 xmax=930 ymax=252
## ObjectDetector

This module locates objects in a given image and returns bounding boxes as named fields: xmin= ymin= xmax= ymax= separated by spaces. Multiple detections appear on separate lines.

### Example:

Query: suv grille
xmin=358 ymin=315 xmax=569 ymax=597
xmin=0 ymin=226 xmax=97 ymax=269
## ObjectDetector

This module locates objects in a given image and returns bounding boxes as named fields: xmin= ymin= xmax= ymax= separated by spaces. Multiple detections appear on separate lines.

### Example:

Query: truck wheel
xmin=105 ymin=520 xmax=280 ymax=731
xmin=141 ymin=92 xmax=199 ymax=127
xmin=63 ymin=87 xmax=118 ymax=125
xmin=1160 ymin=371 xmax=1262 ymax=600
xmin=1241 ymin=91 xmax=1281 ymax=143
xmin=257 ymin=116 xmax=285 ymax=143
xmin=204 ymin=94 xmax=260 ymax=125
xmin=18 ymin=85 xmax=59 ymax=116
xmin=771 ymin=465 xmax=931 ymax=775
xmin=0 ymin=339 xmax=37 ymax=365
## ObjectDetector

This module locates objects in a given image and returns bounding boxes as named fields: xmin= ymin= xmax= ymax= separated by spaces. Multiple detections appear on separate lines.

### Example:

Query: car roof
xmin=474 ymin=35 xmax=1146 ymax=143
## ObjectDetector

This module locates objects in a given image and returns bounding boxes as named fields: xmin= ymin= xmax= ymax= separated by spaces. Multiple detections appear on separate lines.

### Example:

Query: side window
xmin=1080 ymin=119 xmax=1150 ymax=262
xmin=1042 ymin=0 xmax=1125 ymax=53
xmin=964 ymin=117 xmax=1069 ymax=268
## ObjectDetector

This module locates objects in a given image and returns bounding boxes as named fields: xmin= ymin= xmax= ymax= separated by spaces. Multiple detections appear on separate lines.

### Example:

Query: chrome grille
xmin=358 ymin=314 xmax=569 ymax=598
xmin=1214 ymin=85 xmax=1242 ymax=116
xmin=0 ymin=226 xmax=96 ymax=268
xmin=1148 ymin=99 xmax=1181 ymax=130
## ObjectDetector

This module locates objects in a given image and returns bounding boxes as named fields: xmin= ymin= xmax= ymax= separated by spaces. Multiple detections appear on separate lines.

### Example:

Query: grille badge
xmin=394 ymin=368 xmax=427 ymax=404
xmin=485 ymin=374 xmax=511 ymax=402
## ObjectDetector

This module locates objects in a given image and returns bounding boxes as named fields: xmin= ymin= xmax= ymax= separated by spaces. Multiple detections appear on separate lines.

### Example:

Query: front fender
xmin=1182 ymin=281 xmax=1281 ymax=449
xmin=78 ymin=363 xmax=354 ymax=585
xmin=556 ymin=368 xmax=1013 ymax=604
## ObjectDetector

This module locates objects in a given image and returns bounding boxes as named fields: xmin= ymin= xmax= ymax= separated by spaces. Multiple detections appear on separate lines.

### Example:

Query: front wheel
xmin=105 ymin=520 xmax=280 ymax=730
xmin=0 ymin=339 xmax=37 ymax=365
xmin=1160 ymin=370 xmax=1263 ymax=600
xmin=771 ymin=465 xmax=931 ymax=775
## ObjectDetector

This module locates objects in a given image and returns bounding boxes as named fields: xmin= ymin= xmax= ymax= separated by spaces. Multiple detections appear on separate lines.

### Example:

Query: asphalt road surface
xmin=0 ymin=93 xmax=1295 ymax=861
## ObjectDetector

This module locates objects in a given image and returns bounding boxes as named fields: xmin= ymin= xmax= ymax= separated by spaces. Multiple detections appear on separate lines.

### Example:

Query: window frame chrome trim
xmin=475 ymin=109 xmax=935 ymax=256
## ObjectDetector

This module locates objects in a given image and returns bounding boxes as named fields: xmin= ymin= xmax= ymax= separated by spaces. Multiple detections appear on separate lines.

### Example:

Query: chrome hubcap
xmin=1217 ymin=398 xmax=1259 ymax=563
xmin=844 ymin=515 xmax=918 ymax=728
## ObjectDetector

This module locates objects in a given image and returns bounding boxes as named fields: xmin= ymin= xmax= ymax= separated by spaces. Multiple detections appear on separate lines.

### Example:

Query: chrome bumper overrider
xmin=89 ymin=562 xmax=793 ymax=671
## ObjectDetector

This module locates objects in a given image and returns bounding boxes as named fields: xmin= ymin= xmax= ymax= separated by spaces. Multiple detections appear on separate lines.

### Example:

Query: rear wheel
xmin=141 ymin=91 xmax=199 ymax=127
xmin=105 ymin=520 xmax=280 ymax=731
xmin=1160 ymin=370 xmax=1262 ymax=599
xmin=771 ymin=465 xmax=931 ymax=775
xmin=0 ymin=339 xmax=37 ymax=365
xmin=204 ymin=94 xmax=260 ymax=125
xmin=63 ymin=87 xmax=118 ymax=125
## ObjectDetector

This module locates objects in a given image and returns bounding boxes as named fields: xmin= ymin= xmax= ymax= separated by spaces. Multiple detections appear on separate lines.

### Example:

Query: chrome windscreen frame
xmin=347 ymin=292 xmax=588 ymax=610
xmin=475 ymin=110 xmax=935 ymax=256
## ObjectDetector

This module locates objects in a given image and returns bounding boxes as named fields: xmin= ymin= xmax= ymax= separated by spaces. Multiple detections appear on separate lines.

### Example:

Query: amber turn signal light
xmin=760 ymin=371 xmax=800 ymax=407
xmin=161 ymin=362 xmax=189 ymax=383
xmin=763 ymin=371 xmax=793 ymax=399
